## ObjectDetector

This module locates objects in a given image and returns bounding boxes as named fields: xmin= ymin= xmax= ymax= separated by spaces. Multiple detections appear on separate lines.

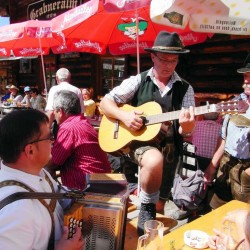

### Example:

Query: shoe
xmin=137 ymin=203 xmax=156 ymax=236
xmin=166 ymin=209 xmax=191 ymax=220
xmin=164 ymin=200 xmax=192 ymax=220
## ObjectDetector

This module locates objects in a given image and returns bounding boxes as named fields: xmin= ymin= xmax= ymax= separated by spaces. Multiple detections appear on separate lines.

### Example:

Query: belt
xmin=224 ymin=151 xmax=250 ymax=163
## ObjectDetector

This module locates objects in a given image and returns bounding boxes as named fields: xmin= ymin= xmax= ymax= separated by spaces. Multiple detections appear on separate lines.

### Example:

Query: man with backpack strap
xmin=100 ymin=31 xmax=195 ymax=235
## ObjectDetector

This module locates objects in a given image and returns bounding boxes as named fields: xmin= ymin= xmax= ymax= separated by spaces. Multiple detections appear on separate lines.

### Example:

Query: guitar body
xmin=98 ymin=102 xmax=162 ymax=153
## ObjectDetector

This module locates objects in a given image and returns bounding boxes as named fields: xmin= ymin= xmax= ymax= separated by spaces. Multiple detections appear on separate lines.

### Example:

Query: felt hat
xmin=237 ymin=53 xmax=250 ymax=73
xmin=237 ymin=63 xmax=250 ymax=74
xmin=144 ymin=31 xmax=189 ymax=54
xmin=9 ymin=85 xmax=19 ymax=91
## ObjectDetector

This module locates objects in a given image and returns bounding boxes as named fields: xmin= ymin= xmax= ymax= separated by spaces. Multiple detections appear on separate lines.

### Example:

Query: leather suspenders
xmin=0 ymin=173 xmax=57 ymax=250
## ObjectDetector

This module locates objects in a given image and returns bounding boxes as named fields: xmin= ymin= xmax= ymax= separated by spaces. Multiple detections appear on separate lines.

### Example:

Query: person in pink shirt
xmin=192 ymin=112 xmax=222 ymax=171
xmin=46 ymin=90 xmax=111 ymax=190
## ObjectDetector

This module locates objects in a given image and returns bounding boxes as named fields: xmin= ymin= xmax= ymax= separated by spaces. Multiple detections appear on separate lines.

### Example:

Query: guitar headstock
xmin=215 ymin=100 xmax=249 ymax=115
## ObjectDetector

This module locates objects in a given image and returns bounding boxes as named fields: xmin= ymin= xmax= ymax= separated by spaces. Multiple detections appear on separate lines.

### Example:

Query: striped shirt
xmin=106 ymin=68 xmax=195 ymax=108
xmin=51 ymin=115 xmax=111 ymax=189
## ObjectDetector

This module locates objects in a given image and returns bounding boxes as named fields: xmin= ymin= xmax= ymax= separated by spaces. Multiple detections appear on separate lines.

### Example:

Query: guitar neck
xmin=145 ymin=104 xmax=216 ymax=125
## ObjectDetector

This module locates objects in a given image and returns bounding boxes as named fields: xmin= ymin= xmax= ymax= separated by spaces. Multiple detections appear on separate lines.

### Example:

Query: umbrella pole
xmin=38 ymin=36 xmax=48 ymax=99
xmin=136 ymin=10 xmax=140 ymax=74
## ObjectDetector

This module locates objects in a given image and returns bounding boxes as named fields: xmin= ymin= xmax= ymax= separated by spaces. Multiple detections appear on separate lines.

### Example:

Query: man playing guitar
xmin=100 ymin=31 xmax=195 ymax=235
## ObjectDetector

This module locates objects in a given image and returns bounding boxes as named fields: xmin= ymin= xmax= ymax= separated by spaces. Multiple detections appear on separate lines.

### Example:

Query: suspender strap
xmin=0 ymin=180 xmax=35 ymax=191
xmin=44 ymin=174 xmax=57 ymax=214
xmin=0 ymin=172 xmax=85 ymax=249
xmin=0 ymin=191 xmax=73 ymax=209
xmin=0 ymin=172 xmax=64 ymax=250
xmin=0 ymin=191 xmax=79 ymax=250
xmin=230 ymin=114 xmax=250 ymax=127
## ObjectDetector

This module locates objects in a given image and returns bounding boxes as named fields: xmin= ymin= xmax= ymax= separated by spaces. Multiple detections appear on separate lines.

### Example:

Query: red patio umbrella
xmin=103 ymin=0 xmax=151 ymax=12
xmin=0 ymin=20 xmax=62 ymax=94
xmin=52 ymin=0 xmax=210 ymax=72
xmin=0 ymin=20 xmax=61 ymax=57
xmin=102 ymin=0 xmax=152 ymax=73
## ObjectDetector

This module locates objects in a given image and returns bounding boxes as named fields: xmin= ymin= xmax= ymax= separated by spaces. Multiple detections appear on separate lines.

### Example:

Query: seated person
xmin=30 ymin=87 xmax=47 ymax=111
xmin=81 ymin=87 xmax=96 ymax=117
xmin=8 ymin=85 xmax=23 ymax=103
xmin=20 ymin=86 xmax=32 ymax=107
xmin=46 ymin=90 xmax=111 ymax=190
xmin=1 ymin=85 xmax=11 ymax=102
xmin=99 ymin=31 xmax=195 ymax=234
xmin=0 ymin=109 xmax=84 ymax=249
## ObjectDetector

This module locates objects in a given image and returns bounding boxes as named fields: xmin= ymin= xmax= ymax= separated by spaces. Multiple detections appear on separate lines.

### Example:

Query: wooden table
xmin=124 ymin=200 xmax=249 ymax=250
xmin=124 ymin=213 xmax=178 ymax=250
xmin=0 ymin=106 xmax=30 ymax=115
xmin=163 ymin=200 xmax=249 ymax=249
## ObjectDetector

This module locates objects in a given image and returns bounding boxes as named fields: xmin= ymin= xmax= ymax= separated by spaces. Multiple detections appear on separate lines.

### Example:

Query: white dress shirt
xmin=0 ymin=163 xmax=70 ymax=250
xmin=45 ymin=82 xmax=84 ymax=113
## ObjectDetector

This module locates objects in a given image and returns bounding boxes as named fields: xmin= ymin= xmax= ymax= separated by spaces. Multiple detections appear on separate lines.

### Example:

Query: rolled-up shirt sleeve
xmin=105 ymin=74 xmax=142 ymax=104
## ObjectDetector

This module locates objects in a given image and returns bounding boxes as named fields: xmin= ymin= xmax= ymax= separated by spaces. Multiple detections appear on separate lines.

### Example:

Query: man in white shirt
xmin=0 ymin=109 xmax=84 ymax=250
xmin=45 ymin=68 xmax=84 ymax=126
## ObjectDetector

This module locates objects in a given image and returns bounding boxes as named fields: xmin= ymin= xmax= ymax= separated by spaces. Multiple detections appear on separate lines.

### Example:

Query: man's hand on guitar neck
xmin=178 ymin=106 xmax=195 ymax=136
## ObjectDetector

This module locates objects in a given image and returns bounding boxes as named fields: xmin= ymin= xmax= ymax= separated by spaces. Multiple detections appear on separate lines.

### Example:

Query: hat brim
xmin=144 ymin=48 xmax=190 ymax=54
xmin=237 ymin=68 xmax=250 ymax=73
xmin=10 ymin=87 xmax=19 ymax=91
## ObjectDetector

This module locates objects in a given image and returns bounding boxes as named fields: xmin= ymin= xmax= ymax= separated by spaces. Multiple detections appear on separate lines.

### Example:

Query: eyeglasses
xmin=154 ymin=54 xmax=178 ymax=64
xmin=28 ymin=132 xmax=55 ymax=145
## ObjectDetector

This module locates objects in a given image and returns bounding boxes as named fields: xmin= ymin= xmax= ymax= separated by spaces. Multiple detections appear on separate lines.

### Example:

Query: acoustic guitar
xmin=98 ymin=100 xmax=247 ymax=153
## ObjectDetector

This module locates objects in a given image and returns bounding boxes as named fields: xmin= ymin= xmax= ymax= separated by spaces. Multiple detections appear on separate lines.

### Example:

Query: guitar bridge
xmin=113 ymin=120 xmax=119 ymax=139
